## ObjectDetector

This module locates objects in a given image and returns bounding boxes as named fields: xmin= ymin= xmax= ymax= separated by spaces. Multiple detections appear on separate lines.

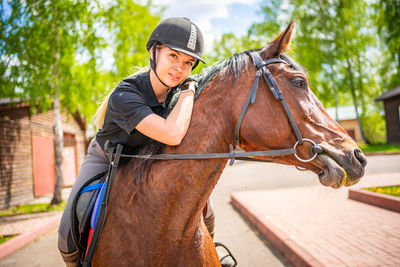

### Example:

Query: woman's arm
xmin=135 ymin=86 xmax=195 ymax=146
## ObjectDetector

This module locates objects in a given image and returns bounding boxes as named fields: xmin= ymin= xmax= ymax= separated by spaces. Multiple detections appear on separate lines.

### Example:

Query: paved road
xmin=213 ymin=154 xmax=400 ymax=267
xmin=1 ymin=154 xmax=399 ymax=267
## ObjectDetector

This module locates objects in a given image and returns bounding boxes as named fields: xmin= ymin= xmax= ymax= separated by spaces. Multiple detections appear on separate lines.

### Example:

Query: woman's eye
xmin=290 ymin=77 xmax=307 ymax=89
xmin=186 ymin=61 xmax=193 ymax=67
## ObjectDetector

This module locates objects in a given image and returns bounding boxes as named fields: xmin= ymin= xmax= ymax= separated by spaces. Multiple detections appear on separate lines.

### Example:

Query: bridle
xmin=110 ymin=50 xmax=322 ymax=165
xmin=234 ymin=51 xmax=322 ymax=163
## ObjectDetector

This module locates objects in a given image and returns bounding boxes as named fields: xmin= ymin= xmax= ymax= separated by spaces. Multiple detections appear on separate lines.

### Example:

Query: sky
xmin=1 ymin=0 xmax=266 ymax=69
xmin=151 ymin=0 xmax=264 ymax=52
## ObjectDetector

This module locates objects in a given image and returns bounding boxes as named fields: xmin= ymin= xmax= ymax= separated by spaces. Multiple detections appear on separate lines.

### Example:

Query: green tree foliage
xmin=289 ymin=0 xmax=385 ymax=144
xmin=374 ymin=0 xmax=400 ymax=89
xmin=248 ymin=0 xmax=288 ymax=43
xmin=1 ymin=1 xmax=104 ymax=117
xmin=207 ymin=0 xmax=286 ymax=67
xmin=205 ymin=33 xmax=261 ymax=65
xmin=102 ymin=0 xmax=161 ymax=81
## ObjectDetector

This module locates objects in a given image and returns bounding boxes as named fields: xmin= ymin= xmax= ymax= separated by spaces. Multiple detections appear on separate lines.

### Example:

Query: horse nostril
xmin=354 ymin=149 xmax=367 ymax=167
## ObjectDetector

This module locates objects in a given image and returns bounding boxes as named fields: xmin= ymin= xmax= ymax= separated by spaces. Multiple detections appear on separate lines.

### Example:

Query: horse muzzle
xmin=315 ymin=143 xmax=367 ymax=189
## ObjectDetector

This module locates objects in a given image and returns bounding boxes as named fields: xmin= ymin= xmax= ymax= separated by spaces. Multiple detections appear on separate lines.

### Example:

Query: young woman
xmin=58 ymin=17 xmax=218 ymax=266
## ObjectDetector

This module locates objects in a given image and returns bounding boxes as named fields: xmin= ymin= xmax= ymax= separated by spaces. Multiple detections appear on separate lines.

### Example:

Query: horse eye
xmin=290 ymin=77 xmax=306 ymax=89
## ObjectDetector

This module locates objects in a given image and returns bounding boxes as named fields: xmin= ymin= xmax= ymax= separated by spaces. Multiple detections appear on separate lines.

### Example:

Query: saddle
xmin=70 ymin=143 xmax=123 ymax=267
xmin=71 ymin=171 xmax=107 ymax=253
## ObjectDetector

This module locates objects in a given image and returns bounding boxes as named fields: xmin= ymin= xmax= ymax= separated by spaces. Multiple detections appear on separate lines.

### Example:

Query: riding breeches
xmin=58 ymin=138 xmax=110 ymax=254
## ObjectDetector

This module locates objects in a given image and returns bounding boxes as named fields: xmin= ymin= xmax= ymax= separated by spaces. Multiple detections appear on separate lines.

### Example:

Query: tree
xmin=1 ymin=0 xmax=104 ymax=204
xmin=333 ymin=0 xmax=377 ymax=144
xmin=286 ymin=0 xmax=378 ymax=144
xmin=374 ymin=0 xmax=400 ymax=89
xmin=206 ymin=33 xmax=261 ymax=65
xmin=102 ymin=0 xmax=162 ymax=80
xmin=248 ymin=0 xmax=287 ymax=43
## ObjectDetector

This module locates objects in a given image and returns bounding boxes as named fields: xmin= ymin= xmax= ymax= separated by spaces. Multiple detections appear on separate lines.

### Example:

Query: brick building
xmin=0 ymin=99 xmax=87 ymax=210
xmin=326 ymin=106 xmax=363 ymax=142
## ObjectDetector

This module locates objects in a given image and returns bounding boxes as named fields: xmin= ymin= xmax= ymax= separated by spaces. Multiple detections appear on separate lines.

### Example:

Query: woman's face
xmin=154 ymin=46 xmax=197 ymax=87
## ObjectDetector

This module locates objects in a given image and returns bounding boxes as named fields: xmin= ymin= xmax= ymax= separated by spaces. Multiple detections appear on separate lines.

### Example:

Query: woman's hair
xmin=93 ymin=66 xmax=150 ymax=129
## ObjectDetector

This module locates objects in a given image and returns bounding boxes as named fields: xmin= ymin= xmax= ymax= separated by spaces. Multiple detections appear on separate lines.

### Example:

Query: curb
xmin=0 ymin=214 xmax=61 ymax=260
xmin=348 ymin=188 xmax=400 ymax=213
xmin=364 ymin=151 xmax=400 ymax=156
xmin=231 ymin=194 xmax=325 ymax=267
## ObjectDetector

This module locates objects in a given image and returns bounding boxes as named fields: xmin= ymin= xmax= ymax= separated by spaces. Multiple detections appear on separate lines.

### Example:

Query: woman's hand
xmin=136 ymin=80 xmax=196 ymax=146
xmin=180 ymin=80 xmax=197 ymax=95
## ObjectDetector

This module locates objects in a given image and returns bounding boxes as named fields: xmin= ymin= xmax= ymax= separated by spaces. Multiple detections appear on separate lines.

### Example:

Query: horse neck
xmin=145 ymin=77 xmax=238 ymax=237
xmin=176 ymin=79 xmax=235 ymax=154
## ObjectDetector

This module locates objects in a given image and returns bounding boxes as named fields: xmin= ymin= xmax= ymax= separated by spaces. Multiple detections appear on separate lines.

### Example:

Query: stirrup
xmin=214 ymin=242 xmax=237 ymax=267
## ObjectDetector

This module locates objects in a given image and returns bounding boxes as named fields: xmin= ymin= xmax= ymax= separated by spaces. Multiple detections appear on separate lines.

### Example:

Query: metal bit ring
xmin=294 ymin=138 xmax=320 ymax=163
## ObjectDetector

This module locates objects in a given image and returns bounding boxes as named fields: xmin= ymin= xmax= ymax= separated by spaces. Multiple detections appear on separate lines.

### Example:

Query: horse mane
xmin=196 ymin=50 xmax=254 ymax=94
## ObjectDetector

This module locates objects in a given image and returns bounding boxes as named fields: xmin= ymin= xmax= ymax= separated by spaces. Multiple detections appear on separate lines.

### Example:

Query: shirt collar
xmin=141 ymin=70 xmax=174 ymax=108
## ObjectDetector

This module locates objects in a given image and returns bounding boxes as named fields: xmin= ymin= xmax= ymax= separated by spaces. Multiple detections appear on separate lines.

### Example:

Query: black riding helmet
xmin=147 ymin=17 xmax=205 ymax=87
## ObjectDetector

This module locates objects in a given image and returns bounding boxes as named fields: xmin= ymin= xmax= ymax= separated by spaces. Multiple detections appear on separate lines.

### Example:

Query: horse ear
xmin=260 ymin=21 xmax=296 ymax=58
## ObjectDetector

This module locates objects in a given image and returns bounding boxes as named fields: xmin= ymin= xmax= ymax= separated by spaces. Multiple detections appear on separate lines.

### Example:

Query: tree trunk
xmin=329 ymin=62 xmax=340 ymax=123
xmin=346 ymin=57 xmax=370 ymax=144
xmin=51 ymin=24 xmax=64 ymax=205
xmin=356 ymin=54 xmax=367 ymax=119
xmin=51 ymin=89 xmax=64 ymax=205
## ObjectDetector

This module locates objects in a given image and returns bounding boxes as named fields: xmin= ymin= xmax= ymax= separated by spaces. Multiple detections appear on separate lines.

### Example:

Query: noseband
xmin=110 ymin=51 xmax=322 ymax=164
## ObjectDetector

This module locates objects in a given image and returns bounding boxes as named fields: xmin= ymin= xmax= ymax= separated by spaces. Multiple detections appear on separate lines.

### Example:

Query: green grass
xmin=365 ymin=185 xmax=400 ymax=197
xmin=359 ymin=144 xmax=400 ymax=154
xmin=0 ymin=201 xmax=66 ymax=217
xmin=0 ymin=234 xmax=17 ymax=244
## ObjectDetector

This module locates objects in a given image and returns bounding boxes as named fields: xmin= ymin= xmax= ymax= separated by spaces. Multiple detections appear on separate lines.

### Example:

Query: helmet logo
xmin=187 ymin=24 xmax=197 ymax=50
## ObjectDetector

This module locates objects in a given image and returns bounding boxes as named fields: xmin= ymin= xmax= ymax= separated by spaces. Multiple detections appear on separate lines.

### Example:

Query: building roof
xmin=0 ymin=97 xmax=86 ymax=131
xmin=0 ymin=97 xmax=25 ymax=105
xmin=326 ymin=106 xmax=361 ymax=121
xmin=375 ymin=85 xmax=400 ymax=101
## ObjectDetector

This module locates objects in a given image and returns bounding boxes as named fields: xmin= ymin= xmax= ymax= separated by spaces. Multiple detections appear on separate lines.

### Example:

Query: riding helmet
xmin=147 ymin=17 xmax=205 ymax=69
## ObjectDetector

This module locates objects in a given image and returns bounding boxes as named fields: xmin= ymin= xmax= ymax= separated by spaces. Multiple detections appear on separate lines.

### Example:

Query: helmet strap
xmin=150 ymin=43 xmax=171 ymax=89
xmin=192 ymin=60 xmax=199 ymax=70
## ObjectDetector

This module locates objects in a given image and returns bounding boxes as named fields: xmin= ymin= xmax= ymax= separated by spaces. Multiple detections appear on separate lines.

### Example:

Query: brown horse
xmin=92 ymin=22 xmax=366 ymax=266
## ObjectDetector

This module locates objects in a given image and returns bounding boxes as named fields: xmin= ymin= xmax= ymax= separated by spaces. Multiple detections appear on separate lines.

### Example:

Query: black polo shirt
xmin=96 ymin=71 xmax=172 ymax=151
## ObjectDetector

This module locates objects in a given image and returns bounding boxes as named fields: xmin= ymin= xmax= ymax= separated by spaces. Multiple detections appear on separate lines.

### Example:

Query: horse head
xmin=231 ymin=22 xmax=367 ymax=188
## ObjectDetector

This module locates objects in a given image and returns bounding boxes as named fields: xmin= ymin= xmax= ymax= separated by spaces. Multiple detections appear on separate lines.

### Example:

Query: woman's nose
xmin=174 ymin=62 xmax=183 ymax=72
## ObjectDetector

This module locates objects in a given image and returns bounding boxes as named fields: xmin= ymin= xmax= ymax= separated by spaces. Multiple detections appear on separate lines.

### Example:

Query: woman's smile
xmin=168 ymin=72 xmax=181 ymax=82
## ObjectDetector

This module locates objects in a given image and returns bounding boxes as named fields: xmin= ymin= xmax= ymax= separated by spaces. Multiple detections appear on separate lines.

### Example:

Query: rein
xmin=113 ymin=51 xmax=322 ymax=165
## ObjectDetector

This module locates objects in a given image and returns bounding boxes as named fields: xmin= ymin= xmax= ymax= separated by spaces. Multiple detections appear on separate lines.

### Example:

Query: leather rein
xmin=113 ymin=50 xmax=322 ymax=165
